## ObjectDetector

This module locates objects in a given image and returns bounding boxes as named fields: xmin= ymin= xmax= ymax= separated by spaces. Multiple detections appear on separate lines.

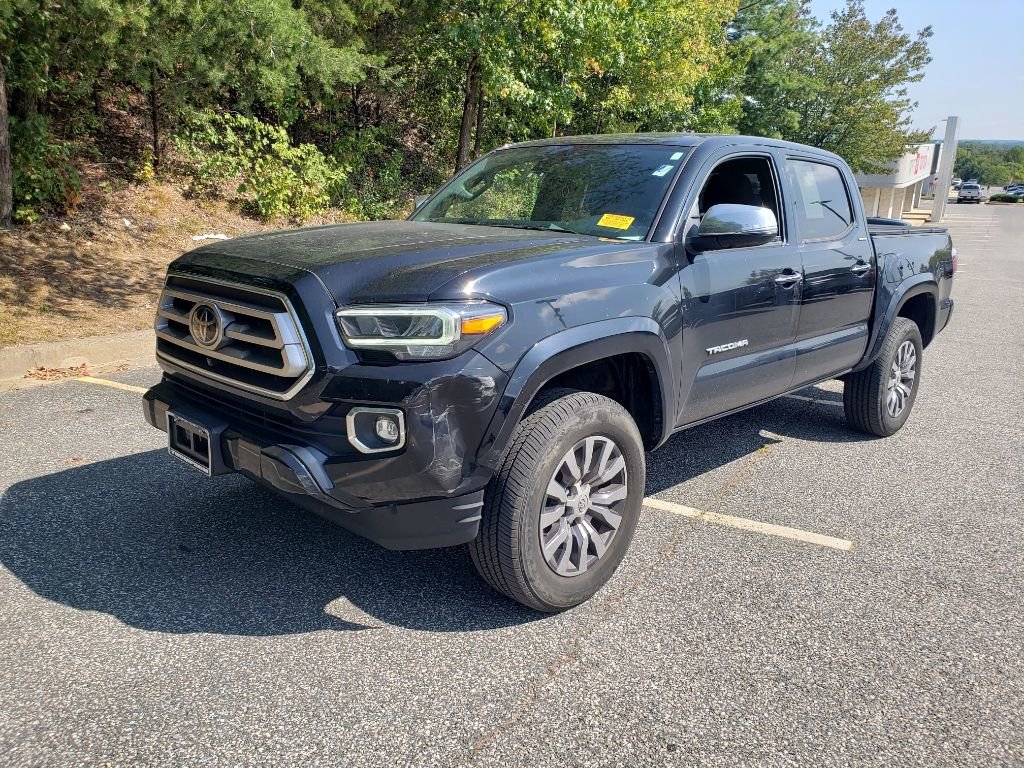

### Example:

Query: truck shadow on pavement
xmin=0 ymin=389 xmax=862 ymax=637
xmin=645 ymin=385 xmax=868 ymax=495
xmin=0 ymin=450 xmax=533 ymax=635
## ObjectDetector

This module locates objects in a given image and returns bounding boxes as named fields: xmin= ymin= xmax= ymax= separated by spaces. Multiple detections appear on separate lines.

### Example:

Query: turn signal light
xmin=461 ymin=314 xmax=505 ymax=336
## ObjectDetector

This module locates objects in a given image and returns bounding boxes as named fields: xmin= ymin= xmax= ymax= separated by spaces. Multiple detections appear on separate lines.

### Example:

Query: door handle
xmin=774 ymin=271 xmax=803 ymax=287
xmin=851 ymin=262 xmax=872 ymax=275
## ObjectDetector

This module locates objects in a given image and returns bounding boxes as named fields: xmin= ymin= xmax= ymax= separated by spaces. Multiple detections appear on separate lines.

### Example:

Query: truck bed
xmin=866 ymin=216 xmax=948 ymax=237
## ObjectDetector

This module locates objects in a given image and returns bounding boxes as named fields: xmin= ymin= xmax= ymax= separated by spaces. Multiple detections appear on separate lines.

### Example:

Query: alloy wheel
xmin=886 ymin=340 xmax=917 ymax=417
xmin=540 ymin=436 xmax=628 ymax=577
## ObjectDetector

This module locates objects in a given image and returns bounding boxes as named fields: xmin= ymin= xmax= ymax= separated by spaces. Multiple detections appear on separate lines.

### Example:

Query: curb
xmin=0 ymin=330 xmax=154 ymax=388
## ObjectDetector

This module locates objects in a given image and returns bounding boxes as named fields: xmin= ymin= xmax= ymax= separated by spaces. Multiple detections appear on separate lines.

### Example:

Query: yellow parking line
xmin=75 ymin=376 xmax=148 ymax=395
xmin=643 ymin=497 xmax=854 ymax=552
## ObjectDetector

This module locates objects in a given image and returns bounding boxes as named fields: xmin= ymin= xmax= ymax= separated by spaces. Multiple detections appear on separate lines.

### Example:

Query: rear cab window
xmin=790 ymin=160 xmax=854 ymax=241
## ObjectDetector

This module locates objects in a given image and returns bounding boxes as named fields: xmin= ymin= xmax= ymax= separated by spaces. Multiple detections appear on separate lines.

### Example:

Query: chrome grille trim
xmin=154 ymin=275 xmax=315 ymax=400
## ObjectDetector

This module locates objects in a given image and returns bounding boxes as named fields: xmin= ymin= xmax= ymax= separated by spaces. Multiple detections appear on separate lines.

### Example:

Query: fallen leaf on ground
xmin=24 ymin=363 xmax=91 ymax=381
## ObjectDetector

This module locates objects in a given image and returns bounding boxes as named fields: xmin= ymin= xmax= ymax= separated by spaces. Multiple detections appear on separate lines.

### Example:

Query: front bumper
xmin=143 ymin=351 xmax=507 ymax=550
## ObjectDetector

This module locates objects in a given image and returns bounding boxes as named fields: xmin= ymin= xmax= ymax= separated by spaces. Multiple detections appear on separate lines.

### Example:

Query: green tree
xmin=955 ymin=142 xmax=1024 ymax=186
xmin=567 ymin=0 xmax=737 ymax=134
xmin=407 ymin=0 xmax=736 ymax=173
xmin=408 ymin=0 xmax=567 ymax=172
xmin=731 ymin=0 xmax=817 ymax=138
xmin=0 ymin=0 xmax=384 ymax=219
xmin=118 ymin=0 xmax=381 ymax=168
xmin=0 ymin=54 xmax=10 ymax=228
xmin=1 ymin=0 xmax=128 ymax=222
xmin=0 ymin=0 xmax=944 ymax=226
xmin=785 ymin=0 xmax=932 ymax=172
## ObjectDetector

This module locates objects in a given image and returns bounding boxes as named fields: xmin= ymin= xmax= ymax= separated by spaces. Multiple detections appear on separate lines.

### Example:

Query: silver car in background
xmin=958 ymin=182 xmax=983 ymax=203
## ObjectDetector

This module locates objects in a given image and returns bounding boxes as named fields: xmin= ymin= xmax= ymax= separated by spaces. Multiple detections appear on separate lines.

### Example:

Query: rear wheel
xmin=843 ymin=317 xmax=923 ymax=437
xmin=469 ymin=389 xmax=645 ymax=612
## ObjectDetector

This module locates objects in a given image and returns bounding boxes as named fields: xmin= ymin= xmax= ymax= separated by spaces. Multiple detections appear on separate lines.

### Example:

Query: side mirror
xmin=413 ymin=194 xmax=429 ymax=211
xmin=690 ymin=204 xmax=778 ymax=252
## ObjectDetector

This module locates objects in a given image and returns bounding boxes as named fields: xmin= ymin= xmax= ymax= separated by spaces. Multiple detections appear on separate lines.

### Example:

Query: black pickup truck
xmin=144 ymin=134 xmax=955 ymax=611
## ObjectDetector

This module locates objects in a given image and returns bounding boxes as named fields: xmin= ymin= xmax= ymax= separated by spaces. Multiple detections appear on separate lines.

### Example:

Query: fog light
xmin=346 ymin=407 xmax=406 ymax=454
xmin=375 ymin=415 xmax=401 ymax=443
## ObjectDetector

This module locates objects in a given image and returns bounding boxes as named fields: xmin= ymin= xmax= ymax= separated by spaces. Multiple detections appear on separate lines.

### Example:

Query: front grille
xmin=155 ymin=275 xmax=313 ymax=399
xmin=165 ymin=375 xmax=352 ymax=455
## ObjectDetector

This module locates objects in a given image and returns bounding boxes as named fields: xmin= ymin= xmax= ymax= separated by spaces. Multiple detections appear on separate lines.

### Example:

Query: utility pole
xmin=929 ymin=116 xmax=960 ymax=223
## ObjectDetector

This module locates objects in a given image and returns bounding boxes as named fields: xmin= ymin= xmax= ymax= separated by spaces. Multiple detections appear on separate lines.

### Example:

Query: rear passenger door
xmin=786 ymin=156 xmax=876 ymax=386
xmin=677 ymin=151 xmax=801 ymax=425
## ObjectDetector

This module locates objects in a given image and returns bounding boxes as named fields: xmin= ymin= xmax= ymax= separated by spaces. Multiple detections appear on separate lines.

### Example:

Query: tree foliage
xmin=783 ymin=0 xmax=933 ymax=173
xmin=730 ymin=0 xmax=817 ymax=139
xmin=178 ymin=111 xmax=348 ymax=220
xmin=0 ymin=0 xmax=936 ymax=226
xmin=718 ymin=0 xmax=933 ymax=173
xmin=955 ymin=142 xmax=1024 ymax=186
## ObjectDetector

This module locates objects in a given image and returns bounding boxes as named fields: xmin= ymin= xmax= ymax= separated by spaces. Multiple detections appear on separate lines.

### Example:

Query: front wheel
xmin=469 ymin=389 xmax=645 ymax=612
xmin=843 ymin=317 xmax=923 ymax=437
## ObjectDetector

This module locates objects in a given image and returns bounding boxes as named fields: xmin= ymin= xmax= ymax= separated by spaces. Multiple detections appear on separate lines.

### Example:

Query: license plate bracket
xmin=167 ymin=411 xmax=214 ymax=475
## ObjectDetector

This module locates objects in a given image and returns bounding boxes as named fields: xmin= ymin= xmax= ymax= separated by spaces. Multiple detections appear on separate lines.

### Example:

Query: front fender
xmin=476 ymin=317 xmax=677 ymax=471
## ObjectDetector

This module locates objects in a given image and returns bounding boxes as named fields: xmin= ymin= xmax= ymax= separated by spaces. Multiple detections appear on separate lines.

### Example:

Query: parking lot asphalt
xmin=1 ymin=204 xmax=1022 ymax=767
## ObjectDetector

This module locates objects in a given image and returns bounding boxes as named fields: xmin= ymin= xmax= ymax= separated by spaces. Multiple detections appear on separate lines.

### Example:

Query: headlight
xmin=335 ymin=302 xmax=507 ymax=360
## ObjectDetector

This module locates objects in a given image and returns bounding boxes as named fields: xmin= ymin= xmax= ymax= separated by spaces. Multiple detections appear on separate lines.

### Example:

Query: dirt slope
xmin=0 ymin=183 xmax=348 ymax=348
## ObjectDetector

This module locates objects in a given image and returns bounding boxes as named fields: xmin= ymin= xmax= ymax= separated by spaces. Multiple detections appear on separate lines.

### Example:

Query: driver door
xmin=676 ymin=152 xmax=802 ymax=425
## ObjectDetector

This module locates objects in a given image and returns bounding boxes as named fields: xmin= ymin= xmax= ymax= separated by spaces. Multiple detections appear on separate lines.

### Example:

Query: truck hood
xmin=175 ymin=220 xmax=646 ymax=304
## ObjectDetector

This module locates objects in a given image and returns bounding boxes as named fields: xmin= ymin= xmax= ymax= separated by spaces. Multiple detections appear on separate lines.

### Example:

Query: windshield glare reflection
xmin=413 ymin=144 xmax=689 ymax=241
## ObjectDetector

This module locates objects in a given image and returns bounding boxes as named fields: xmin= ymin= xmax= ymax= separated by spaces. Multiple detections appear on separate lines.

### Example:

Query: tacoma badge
xmin=706 ymin=339 xmax=749 ymax=355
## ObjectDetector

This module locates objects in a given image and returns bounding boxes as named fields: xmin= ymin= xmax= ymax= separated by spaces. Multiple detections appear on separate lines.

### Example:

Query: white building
xmin=855 ymin=143 xmax=938 ymax=220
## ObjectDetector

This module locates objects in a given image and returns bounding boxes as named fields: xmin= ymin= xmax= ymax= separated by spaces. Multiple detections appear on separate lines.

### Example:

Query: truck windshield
xmin=412 ymin=144 xmax=690 ymax=240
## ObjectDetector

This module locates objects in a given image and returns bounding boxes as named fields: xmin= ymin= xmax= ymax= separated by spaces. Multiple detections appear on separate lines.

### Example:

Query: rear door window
xmin=790 ymin=160 xmax=854 ymax=241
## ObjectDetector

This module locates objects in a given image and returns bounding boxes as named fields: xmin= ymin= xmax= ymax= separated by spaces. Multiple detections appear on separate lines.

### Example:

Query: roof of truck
xmin=506 ymin=133 xmax=843 ymax=159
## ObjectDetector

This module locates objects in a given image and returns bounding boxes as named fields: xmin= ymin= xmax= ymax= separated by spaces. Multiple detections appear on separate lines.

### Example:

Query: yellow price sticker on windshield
xmin=597 ymin=213 xmax=635 ymax=230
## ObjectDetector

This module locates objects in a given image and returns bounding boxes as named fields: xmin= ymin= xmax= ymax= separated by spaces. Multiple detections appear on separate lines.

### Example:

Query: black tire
xmin=469 ymin=389 xmax=645 ymax=612
xmin=843 ymin=317 xmax=923 ymax=437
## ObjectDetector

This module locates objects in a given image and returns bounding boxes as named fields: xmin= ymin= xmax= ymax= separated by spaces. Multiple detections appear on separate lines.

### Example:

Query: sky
xmin=808 ymin=0 xmax=1024 ymax=140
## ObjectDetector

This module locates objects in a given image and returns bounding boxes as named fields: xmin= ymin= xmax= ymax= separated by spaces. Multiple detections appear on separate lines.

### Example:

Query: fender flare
xmin=856 ymin=275 xmax=938 ymax=371
xmin=476 ymin=317 xmax=677 ymax=471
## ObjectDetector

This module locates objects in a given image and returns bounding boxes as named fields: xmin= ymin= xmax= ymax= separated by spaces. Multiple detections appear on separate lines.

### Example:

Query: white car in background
xmin=957 ymin=183 xmax=983 ymax=203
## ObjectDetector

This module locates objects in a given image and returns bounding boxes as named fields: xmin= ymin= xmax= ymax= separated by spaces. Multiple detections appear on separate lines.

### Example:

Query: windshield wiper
xmin=545 ymin=223 xmax=586 ymax=236
xmin=491 ymin=222 xmax=589 ymax=236
xmin=438 ymin=220 xmax=600 ymax=238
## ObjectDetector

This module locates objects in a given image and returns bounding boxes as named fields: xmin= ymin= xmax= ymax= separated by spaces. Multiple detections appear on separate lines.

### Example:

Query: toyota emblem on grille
xmin=189 ymin=303 xmax=223 ymax=348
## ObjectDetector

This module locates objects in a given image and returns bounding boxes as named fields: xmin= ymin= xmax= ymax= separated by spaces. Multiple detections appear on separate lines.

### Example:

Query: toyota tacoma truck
xmin=143 ymin=134 xmax=955 ymax=611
